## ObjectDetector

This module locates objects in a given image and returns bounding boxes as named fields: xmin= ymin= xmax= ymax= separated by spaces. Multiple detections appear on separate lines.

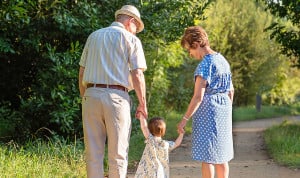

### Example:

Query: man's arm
xmin=131 ymin=68 xmax=148 ymax=118
xmin=79 ymin=66 xmax=85 ymax=97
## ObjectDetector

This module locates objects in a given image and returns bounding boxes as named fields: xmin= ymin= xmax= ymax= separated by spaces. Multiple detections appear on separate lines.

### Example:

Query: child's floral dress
xmin=134 ymin=134 xmax=175 ymax=178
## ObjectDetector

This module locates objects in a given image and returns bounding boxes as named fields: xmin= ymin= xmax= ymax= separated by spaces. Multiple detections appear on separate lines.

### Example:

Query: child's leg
xmin=202 ymin=162 xmax=214 ymax=178
xmin=215 ymin=162 xmax=229 ymax=178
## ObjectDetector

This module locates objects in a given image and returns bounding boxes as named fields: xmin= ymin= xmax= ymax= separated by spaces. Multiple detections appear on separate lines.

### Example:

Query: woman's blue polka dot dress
xmin=192 ymin=53 xmax=234 ymax=164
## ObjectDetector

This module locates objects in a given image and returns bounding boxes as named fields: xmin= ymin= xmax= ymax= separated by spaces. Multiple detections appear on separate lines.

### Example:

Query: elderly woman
xmin=177 ymin=26 xmax=234 ymax=178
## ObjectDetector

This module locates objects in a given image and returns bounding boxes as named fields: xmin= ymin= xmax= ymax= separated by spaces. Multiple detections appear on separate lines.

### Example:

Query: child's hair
xmin=148 ymin=117 xmax=166 ymax=137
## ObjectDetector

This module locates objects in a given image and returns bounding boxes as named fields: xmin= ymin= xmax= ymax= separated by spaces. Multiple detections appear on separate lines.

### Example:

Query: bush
xmin=0 ymin=101 xmax=23 ymax=139
xmin=19 ymin=43 xmax=82 ymax=137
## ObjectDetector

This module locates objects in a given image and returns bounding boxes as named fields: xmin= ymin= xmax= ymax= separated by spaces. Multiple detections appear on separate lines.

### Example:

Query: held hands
xmin=137 ymin=111 xmax=146 ymax=120
xmin=135 ymin=104 xmax=148 ymax=119
xmin=177 ymin=117 xmax=188 ymax=134
xmin=177 ymin=127 xmax=185 ymax=134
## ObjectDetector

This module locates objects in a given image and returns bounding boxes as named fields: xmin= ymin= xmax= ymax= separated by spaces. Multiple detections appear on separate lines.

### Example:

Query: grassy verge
xmin=233 ymin=104 xmax=300 ymax=122
xmin=264 ymin=121 xmax=300 ymax=168
xmin=0 ymin=138 xmax=86 ymax=177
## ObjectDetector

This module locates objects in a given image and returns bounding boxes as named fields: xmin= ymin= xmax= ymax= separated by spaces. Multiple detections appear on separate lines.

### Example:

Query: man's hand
xmin=135 ymin=104 xmax=148 ymax=119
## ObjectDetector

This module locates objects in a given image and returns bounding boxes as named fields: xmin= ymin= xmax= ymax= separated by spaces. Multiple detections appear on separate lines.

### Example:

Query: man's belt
xmin=86 ymin=83 xmax=128 ymax=92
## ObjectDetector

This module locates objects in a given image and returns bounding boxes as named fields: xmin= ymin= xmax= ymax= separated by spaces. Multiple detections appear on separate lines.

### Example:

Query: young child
xmin=134 ymin=116 xmax=184 ymax=178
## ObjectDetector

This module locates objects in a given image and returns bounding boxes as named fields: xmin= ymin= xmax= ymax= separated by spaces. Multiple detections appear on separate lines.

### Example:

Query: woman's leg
xmin=215 ymin=162 xmax=229 ymax=178
xmin=202 ymin=162 xmax=214 ymax=178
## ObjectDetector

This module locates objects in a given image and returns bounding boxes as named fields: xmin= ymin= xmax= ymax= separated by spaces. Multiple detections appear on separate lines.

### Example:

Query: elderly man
xmin=78 ymin=5 xmax=148 ymax=178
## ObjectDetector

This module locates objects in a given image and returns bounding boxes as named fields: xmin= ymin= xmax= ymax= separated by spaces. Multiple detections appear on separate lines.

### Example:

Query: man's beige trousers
xmin=82 ymin=87 xmax=131 ymax=178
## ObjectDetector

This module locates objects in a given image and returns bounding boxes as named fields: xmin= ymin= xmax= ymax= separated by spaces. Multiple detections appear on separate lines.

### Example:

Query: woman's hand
xmin=177 ymin=118 xmax=187 ymax=133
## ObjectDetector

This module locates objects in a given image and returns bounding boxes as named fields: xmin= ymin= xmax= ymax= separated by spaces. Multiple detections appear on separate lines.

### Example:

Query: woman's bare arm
xmin=177 ymin=76 xmax=206 ymax=133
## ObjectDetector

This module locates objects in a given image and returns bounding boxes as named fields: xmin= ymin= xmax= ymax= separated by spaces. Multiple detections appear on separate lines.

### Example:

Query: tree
xmin=0 ymin=0 xmax=124 ymax=138
xmin=139 ymin=0 xmax=212 ymax=115
xmin=0 ymin=0 xmax=212 ymax=138
xmin=260 ymin=0 xmax=300 ymax=67
xmin=0 ymin=0 xmax=115 ymax=108
xmin=195 ymin=0 xmax=295 ymax=105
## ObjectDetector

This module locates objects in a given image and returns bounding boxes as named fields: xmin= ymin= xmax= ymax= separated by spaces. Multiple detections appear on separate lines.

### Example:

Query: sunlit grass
xmin=233 ymin=104 xmax=300 ymax=122
xmin=0 ymin=138 xmax=86 ymax=177
xmin=264 ymin=121 xmax=300 ymax=168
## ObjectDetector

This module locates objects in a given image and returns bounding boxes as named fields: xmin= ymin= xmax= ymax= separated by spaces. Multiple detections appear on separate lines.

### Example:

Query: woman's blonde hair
xmin=181 ymin=26 xmax=210 ymax=49
xmin=148 ymin=117 xmax=166 ymax=137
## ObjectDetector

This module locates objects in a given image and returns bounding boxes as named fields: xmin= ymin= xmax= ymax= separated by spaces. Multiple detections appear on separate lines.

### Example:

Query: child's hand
xmin=136 ymin=111 xmax=146 ymax=120
xmin=177 ymin=128 xmax=185 ymax=134
xmin=177 ymin=121 xmax=186 ymax=134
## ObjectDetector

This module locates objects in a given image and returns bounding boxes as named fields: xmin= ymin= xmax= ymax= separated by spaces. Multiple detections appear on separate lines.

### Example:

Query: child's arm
xmin=139 ymin=116 xmax=150 ymax=139
xmin=173 ymin=133 xmax=184 ymax=149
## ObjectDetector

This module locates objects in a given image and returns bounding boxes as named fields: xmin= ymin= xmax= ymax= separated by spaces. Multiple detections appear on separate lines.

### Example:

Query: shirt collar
xmin=111 ymin=22 xmax=125 ymax=29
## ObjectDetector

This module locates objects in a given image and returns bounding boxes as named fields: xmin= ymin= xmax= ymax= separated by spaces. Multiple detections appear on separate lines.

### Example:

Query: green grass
xmin=0 ymin=138 xmax=86 ymax=177
xmin=264 ymin=121 xmax=300 ymax=168
xmin=233 ymin=104 xmax=300 ymax=122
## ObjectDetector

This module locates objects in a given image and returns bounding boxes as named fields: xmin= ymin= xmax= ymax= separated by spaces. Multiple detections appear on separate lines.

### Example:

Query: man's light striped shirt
xmin=79 ymin=22 xmax=147 ymax=91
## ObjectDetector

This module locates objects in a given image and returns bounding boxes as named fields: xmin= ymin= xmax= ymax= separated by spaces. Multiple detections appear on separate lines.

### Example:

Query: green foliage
xmin=0 ymin=0 xmax=108 ymax=107
xmin=0 ymin=102 xmax=23 ymax=139
xmin=263 ymin=66 xmax=300 ymax=105
xmin=260 ymin=0 xmax=300 ymax=66
xmin=144 ymin=41 xmax=185 ymax=116
xmin=19 ymin=42 xmax=82 ymax=136
xmin=199 ymin=0 xmax=298 ymax=106
xmin=264 ymin=121 xmax=300 ymax=168
xmin=140 ymin=0 xmax=210 ymax=42
xmin=164 ymin=111 xmax=192 ymax=137
xmin=166 ymin=58 xmax=196 ymax=111
xmin=141 ymin=0 xmax=212 ymax=115
xmin=0 ymin=0 xmax=128 ymax=137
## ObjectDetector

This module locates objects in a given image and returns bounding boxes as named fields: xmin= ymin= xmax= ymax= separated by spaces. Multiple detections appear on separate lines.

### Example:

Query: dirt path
xmin=127 ymin=116 xmax=300 ymax=178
